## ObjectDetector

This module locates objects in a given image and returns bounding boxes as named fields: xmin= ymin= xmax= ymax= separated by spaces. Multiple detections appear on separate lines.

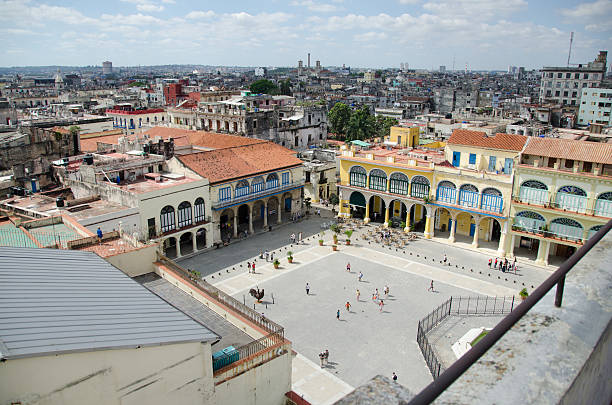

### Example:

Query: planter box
xmin=319 ymin=240 xmax=324 ymax=246
xmin=346 ymin=240 xmax=351 ymax=245
xmin=332 ymin=245 xmax=338 ymax=251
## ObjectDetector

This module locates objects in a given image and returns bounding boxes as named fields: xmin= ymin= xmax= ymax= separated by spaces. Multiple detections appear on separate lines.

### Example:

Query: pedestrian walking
xmin=384 ymin=285 xmax=389 ymax=297
xmin=298 ymin=232 xmax=303 ymax=243
xmin=324 ymin=349 xmax=329 ymax=365
xmin=265 ymin=250 xmax=269 ymax=262
xmin=346 ymin=262 xmax=351 ymax=272
xmin=319 ymin=352 xmax=325 ymax=368
xmin=270 ymin=252 xmax=274 ymax=262
xmin=358 ymin=271 xmax=363 ymax=282
xmin=375 ymin=288 xmax=379 ymax=300
xmin=336 ymin=309 xmax=340 ymax=320
xmin=443 ymin=253 xmax=447 ymax=264
xmin=306 ymin=283 xmax=310 ymax=295
xmin=488 ymin=258 xmax=492 ymax=268
xmin=392 ymin=372 xmax=398 ymax=382
xmin=356 ymin=289 xmax=360 ymax=301
xmin=494 ymin=258 xmax=498 ymax=269
xmin=428 ymin=280 xmax=434 ymax=292
xmin=247 ymin=261 xmax=251 ymax=273
xmin=345 ymin=301 xmax=351 ymax=311
xmin=96 ymin=227 xmax=103 ymax=243
xmin=290 ymin=233 xmax=295 ymax=244
xmin=252 ymin=262 xmax=256 ymax=274
xmin=260 ymin=250 xmax=264 ymax=259
xmin=379 ymin=299 xmax=384 ymax=312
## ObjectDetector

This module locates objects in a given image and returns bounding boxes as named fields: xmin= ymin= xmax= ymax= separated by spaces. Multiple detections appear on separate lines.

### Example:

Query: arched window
xmin=481 ymin=187 xmax=503 ymax=213
xmin=459 ymin=184 xmax=479 ymax=208
xmin=349 ymin=166 xmax=367 ymax=188
xmin=235 ymin=180 xmax=249 ymax=198
xmin=514 ymin=211 xmax=546 ymax=232
xmin=550 ymin=217 xmax=583 ymax=241
xmin=594 ymin=192 xmax=612 ymax=217
xmin=519 ymin=180 xmax=548 ymax=205
xmin=410 ymin=176 xmax=430 ymax=199
xmin=368 ymin=169 xmax=387 ymax=191
xmin=556 ymin=185 xmax=587 ymax=213
xmin=194 ymin=198 xmax=206 ymax=223
xmin=251 ymin=176 xmax=265 ymax=193
xmin=160 ymin=205 xmax=176 ymax=233
xmin=177 ymin=201 xmax=192 ymax=228
xmin=389 ymin=172 xmax=409 ymax=195
xmin=266 ymin=173 xmax=279 ymax=189
xmin=436 ymin=181 xmax=456 ymax=204
xmin=588 ymin=225 xmax=603 ymax=240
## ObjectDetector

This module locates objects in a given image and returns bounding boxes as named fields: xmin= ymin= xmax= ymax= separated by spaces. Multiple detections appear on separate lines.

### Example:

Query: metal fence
xmin=417 ymin=296 xmax=516 ymax=379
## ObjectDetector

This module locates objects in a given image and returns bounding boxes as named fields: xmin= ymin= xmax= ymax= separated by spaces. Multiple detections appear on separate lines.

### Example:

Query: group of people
xmin=380 ymin=230 xmax=392 ymax=240
xmin=246 ymin=261 xmax=256 ymax=274
xmin=318 ymin=349 xmax=330 ymax=367
xmin=291 ymin=212 xmax=304 ymax=222
xmin=290 ymin=232 xmax=303 ymax=244
xmin=489 ymin=257 xmax=517 ymax=273
xmin=260 ymin=250 xmax=275 ymax=262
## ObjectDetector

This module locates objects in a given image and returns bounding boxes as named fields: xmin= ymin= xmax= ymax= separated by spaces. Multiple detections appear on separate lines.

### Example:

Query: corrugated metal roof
xmin=0 ymin=248 xmax=218 ymax=360
xmin=523 ymin=137 xmax=612 ymax=164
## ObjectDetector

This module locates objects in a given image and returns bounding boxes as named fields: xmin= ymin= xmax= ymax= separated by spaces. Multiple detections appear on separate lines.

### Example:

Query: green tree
xmin=280 ymin=79 xmax=292 ymax=96
xmin=346 ymin=105 xmax=375 ymax=141
xmin=250 ymin=79 xmax=279 ymax=95
xmin=328 ymin=102 xmax=351 ymax=137
xmin=375 ymin=116 xmax=398 ymax=138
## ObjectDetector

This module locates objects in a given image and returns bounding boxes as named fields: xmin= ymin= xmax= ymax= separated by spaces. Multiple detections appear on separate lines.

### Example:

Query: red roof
xmin=177 ymin=143 xmax=302 ymax=184
xmin=448 ymin=129 xmax=527 ymax=152
xmin=524 ymin=137 xmax=612 ymax=164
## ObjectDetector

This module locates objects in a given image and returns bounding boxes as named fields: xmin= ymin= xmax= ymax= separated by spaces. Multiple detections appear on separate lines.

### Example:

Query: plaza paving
xmin=180 ymin=208 xmax=555 ymax=404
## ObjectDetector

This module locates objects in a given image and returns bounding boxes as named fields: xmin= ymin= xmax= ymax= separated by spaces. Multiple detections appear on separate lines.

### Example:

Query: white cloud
xmin=560 ymin=0 xmax=612 ymax=18
xmin=185 ymin=10 xmax=216 ymax=19
xmin=137 ymin=4 xmax=164 ymax=12
xmin=161 ymin=0 xmax=175 ymax=3
xmin=422 ymin=0 xmax=526 ymax=20
xmin=354 ymin=31 xmax=388 ymax=41
xmin=398 ymin=0 xmax=420 ymax=4
xmin=291 ymin=0 xmax=338 ymax=13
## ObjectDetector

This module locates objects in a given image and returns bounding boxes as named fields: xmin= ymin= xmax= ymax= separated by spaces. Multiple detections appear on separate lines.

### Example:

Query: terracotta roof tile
xmin=177 ymin=143 xmax=301 ymax=184
xmin=448 ymin=129 xmax=527 ymax=152
xmin=142 ymin=127 xmax=265 ymax=149
xmin=523 ymin=137 xmax=612 ymax=164
xmin=79 ymin=133 xmax=126 ymax=152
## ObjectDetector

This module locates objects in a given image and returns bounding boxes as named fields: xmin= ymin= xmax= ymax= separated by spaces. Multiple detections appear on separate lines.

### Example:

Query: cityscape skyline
xmin=0 ymin=0 xmax=611 ymax=69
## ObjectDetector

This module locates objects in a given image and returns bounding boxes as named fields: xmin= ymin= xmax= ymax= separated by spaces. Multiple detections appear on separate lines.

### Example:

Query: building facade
xmin=539 ymin=51 xmax=607 ymax=106
xmin=577 ymin=88 xmax=612 ymax=126
xmin=106 ymin=106 xmax=168 ymax=135
xmin=509 ymin=137 xmax=612 ymax=265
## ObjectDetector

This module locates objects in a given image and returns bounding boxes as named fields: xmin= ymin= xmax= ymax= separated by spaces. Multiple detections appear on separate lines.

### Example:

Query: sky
xmin=0 ymin=0 xmax=610 ymax=70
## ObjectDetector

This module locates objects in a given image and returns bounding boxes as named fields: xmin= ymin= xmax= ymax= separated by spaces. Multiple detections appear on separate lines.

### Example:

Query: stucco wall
xmin=0 ymin=341 xmax=214 ymax=405
xmin=105 ymin=243 xmax=160 ymax=277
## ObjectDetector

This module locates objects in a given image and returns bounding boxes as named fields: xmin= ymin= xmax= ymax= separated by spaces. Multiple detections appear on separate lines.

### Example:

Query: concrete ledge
xmin=435 ymin=229 xmax=612 ymax=405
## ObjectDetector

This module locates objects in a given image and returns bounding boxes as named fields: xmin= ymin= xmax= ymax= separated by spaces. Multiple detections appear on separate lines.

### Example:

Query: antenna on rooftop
xmin=567 ymin=31 xmax=574 ymax=67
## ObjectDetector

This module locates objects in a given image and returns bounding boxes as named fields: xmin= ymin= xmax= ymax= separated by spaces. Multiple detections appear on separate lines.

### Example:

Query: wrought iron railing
xmin=408 ymin=219 xmax=612 ymax=404
xmin=212 ymin=180 xmax=305 ymax=209
xmin=417 ymin=296 xmax=516 ymax=379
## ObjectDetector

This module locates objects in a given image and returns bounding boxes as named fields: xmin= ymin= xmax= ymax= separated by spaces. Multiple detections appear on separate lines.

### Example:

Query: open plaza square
xmin=178 ymin=209 xmax=550 ymax=403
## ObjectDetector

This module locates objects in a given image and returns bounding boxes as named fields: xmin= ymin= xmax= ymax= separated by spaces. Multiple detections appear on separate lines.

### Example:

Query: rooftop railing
xmin=407 ymin=218 xmax=612 ymax=404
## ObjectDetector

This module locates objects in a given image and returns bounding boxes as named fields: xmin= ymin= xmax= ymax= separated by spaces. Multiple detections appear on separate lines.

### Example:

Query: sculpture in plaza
xmin=250 ymin=287 xmax=265 ymax=302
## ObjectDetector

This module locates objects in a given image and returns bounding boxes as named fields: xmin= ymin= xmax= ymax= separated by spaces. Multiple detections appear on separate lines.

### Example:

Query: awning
xmin=350 ymin=140 xmax=371 ymax=147
xmin=349 ymin=192 xmax=366 ymax=208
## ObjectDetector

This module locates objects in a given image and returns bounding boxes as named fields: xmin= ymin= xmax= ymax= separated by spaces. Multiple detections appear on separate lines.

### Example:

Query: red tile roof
xmin=448 ymin=129 xmax=527 ymax=152
xmin=177 ymin=143 xmax=302 ymax=184
xmin=523 ymin=137 xmax=612 ymax=164
xmin=142 ymin=127 xmax=265 ymax=149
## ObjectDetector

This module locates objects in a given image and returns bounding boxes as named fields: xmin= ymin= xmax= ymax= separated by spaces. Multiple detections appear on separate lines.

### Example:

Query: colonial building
xmin=172 ymin=140 xmax=305 ymax=245
xmin=430 ymin=130 xmax=527 ymax=256
xmin=337 ymin=145 xmax=443 ymax=235
xmin=106 ymin=105 xmax=168 ymax=135
xmin=300 ymin=149 xmax=338 ymax=203
xmin=509 ymin=137 xmax=612 ymax=265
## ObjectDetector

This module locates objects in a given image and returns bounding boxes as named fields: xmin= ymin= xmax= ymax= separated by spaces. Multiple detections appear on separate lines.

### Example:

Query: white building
xmin=578 ymin=88 xmax=612 ymax=126
xmin=254 ymin=67 xmax=267 ymax=77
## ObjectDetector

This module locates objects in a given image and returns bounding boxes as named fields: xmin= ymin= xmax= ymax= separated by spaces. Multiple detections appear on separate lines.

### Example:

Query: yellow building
xmin=509 ymin=137 xmax=612 ymax=266
xmin=386 ymin=126 xmax=420 ymax=148
xmin=338 ymin=146 xmax=440 ymax=236
xmin=428 ymin=130 xmax=528 ymax=256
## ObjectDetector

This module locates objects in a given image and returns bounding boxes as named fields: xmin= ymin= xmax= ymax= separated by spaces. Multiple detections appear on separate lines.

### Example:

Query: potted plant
xmin=332 ymin=244 xmax=338 ymax=251
xmin=344 ymin=229 xmax=353 ymax=245
xmin=318 ymin=231 xmax=324 ymax=246
xmin=330 ymin=223 xmax=341 ymax=243
xmin=273 ymin=258 xmax=280 ymax=269
xmin=287 ymin=251 xmax=293 ymax=263
xmin=519 ymin=288 xmax=528 ymax=301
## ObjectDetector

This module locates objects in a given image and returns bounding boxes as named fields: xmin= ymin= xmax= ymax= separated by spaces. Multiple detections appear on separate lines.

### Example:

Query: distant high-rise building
xmin=102 ymin=61 xmax=112 ymax=75
xmin=439 ymin=66 xmax=446 ymax=73
xmin=315 ymin=60 xmax=321 ymax=71
xmin=308 ymin=53 xmax=311 ymax=68
xmin=539 ymin=51 xmax=607 ymax=106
